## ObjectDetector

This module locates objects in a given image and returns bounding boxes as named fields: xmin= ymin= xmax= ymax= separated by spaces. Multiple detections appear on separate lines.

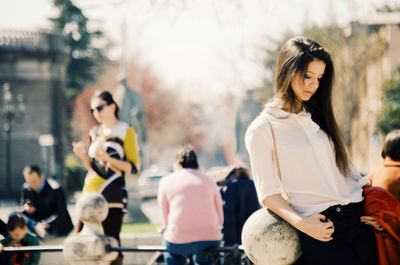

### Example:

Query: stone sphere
xmin=76 ymin=193 xmax=109 ymax=224
xmin=241 ymin=208 xmax=302 ymax=265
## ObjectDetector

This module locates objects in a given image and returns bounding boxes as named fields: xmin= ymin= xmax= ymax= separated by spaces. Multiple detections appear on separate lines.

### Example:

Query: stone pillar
xmin=63 ymin=193 xmax=118 ymax=265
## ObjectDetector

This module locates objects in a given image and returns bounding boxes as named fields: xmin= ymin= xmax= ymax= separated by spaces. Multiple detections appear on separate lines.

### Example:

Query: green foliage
xmin=121 ymin=223 xmax=159 ymax=233
xmin=378 ymin=67 xmax=400 ymax=135
xmin=64 ymin=153 xmax=85 ymax=194
xmin=50 ymin=0 xmax=107 ymax=99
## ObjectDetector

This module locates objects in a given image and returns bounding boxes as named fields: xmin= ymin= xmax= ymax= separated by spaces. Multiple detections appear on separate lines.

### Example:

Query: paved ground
xmin=139 ymin=198 xmax=161 ymax=224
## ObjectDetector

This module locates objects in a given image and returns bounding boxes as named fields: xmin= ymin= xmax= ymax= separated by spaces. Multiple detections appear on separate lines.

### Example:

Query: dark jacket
xmin=21 ymin=179 xmax=73 ymax=236
xmin=0 ymin=218 xmax=6 ymax=237
xmin=219 ymin=178 xmax=260 ymax=245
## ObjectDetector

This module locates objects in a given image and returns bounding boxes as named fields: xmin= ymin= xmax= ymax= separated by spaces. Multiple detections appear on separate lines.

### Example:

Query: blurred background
xmin=0 ymin=0 xmax=399 ymax=203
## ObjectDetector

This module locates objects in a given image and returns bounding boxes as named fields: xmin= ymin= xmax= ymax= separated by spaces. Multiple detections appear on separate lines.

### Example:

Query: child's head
xmin=7 ymin=214 xmax=28 ymax=242
xmin=381 ymin=129 xmax=400 ymax=161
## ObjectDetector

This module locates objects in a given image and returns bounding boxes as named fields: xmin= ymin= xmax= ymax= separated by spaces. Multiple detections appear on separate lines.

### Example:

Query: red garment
xmin=363 ymin=186 xmax=400 ymax=265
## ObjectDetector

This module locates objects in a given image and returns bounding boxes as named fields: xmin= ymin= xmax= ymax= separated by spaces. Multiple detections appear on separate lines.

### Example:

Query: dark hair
xmin=92 ymin=90 xmax=119 ymax=119
xmin=219 ymin=166 xmax=250 ymax=185
xmin=226 ymin=166 xmax=250 ymax=180
xmin=267 ymin=36 xmax=351 ymax=176
xmin=7 ymin=214 xmax=27 ymax=231
xmin=381 ymin=129 xmax=400 ymax=161
xmin=176 ymin=145 xmax=199 ymax=169
xmin=23 ymin=165 xmax=42 ymax=176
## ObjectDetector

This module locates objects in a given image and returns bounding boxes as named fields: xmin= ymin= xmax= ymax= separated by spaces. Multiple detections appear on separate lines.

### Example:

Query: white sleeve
xmin=245 ymin=124 xmax=281 ymax=206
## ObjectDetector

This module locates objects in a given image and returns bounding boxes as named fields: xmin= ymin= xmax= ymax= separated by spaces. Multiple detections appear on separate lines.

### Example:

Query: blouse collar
xmin=264 ymin=104 xmax=320 ymax=132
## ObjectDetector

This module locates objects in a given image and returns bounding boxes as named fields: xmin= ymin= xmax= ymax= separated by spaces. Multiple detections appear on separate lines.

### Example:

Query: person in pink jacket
xmin=157 ymin=145 xmax=224 ymax=265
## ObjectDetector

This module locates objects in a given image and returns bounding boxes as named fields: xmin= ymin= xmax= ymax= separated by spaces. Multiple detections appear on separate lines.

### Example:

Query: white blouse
xmin=245 ymin=105 xmax=368 ymax=217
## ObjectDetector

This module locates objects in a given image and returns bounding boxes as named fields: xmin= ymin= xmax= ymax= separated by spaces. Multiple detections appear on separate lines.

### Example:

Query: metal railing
xmin=3 ymin=245 xmax=64 ymax=253
xmin=2 ymin=244 xmax=250 ymax=265
xmin=3 ymin=244 xmax=244 ymax=253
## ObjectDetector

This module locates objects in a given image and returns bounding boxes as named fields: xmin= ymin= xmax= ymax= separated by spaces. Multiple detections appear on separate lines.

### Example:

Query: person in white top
xmin=245 ymin=36 xmax=379 ymax=265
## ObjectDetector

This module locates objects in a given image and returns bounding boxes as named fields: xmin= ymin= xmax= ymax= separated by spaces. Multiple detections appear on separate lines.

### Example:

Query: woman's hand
xmin=361 ymin=216 xmax=384 ymax=231
xmin=95 ymin=150 xmax=111 ymax=163
xmin=296 ymin=213 xmax=334 ymax=242
xmin=72 ymin=141 xmax=92 ymax=171
xmin=72 ymin=141 xmax=88 ymax=160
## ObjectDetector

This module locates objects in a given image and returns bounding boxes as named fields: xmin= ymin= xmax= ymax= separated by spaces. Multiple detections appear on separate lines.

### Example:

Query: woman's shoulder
xmin=112 ymin=121 xmax=130 ymax=139
xmin=247 ymin=112 xmax=270 ymax=132
xmin=115 ymin=121 xmax=130 ymax=131
xmin=247 ymin=103 xmax=287 ymax=130
xmin=117 ymin=122 xmax=138 ymax=136
xmin=245 ymin=112 xmax=274 ymax=142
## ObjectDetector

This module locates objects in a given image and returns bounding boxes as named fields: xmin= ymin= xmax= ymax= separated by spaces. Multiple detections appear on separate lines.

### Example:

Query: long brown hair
xmin=267 ymin=36 xmax=351 ymax=176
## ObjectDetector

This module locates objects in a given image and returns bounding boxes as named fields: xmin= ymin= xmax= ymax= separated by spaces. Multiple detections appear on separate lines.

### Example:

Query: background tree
xmin=378 ymin=66 xmax=400 ymax=135
xmin=50 ymin=0 xmax=108 ymax=100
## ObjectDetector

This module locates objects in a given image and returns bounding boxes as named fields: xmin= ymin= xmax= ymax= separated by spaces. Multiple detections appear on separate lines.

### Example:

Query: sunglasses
xmin=91 ymin=103 xmax=108 ymax=114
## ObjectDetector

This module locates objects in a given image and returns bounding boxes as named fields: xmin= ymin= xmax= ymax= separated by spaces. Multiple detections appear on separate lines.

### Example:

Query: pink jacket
xmin=157 ymin=169 xmax=224 ymax=243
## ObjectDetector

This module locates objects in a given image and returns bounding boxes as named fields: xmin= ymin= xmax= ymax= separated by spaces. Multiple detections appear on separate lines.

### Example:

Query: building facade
xmin=0 ymin=30 xmax=68 ymax=199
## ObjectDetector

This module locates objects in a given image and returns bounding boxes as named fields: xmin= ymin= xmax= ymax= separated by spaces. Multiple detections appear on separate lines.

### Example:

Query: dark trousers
xmin=164 ymin=240 xmax=221 ymax=265
xmin=299 ymin=201 xmax=377 ymax=265
xmin=102 ymin=208 xmax=124 ymax=265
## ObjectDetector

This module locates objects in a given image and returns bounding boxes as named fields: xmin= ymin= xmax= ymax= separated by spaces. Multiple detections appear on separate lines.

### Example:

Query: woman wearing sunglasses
xmin=72 ymin=90 xmax=140 ymax=265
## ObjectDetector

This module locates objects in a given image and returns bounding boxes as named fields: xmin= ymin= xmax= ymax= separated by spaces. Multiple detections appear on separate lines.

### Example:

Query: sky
xmin=0 ymin=0 xmax=399 ymax=101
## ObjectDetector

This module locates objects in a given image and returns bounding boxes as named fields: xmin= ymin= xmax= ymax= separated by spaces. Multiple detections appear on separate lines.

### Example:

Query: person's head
xmin=23 ymin=165 xmax=44 ymax=191
xmin=90 ymin=90 xmax=119 ymax=124
xmin=174 ymin=145 xmax=199 ymax=170
xmin=7 ymin=214 xmax=28 ymax=242
xmin=269 ymin=36 xmax=350 ymax=176
xmin=381 ymin=130 xmax=400 ymax=161
xmin=272 ymin=36 xmax=333 ymax=110
xmin=218 ymin=166 xmax=250 ymax=186
xmin=226 ymin=166 xmax=250 ymax=180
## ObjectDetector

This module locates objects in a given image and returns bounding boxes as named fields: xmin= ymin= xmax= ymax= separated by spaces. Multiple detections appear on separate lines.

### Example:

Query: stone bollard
xmin=241 ymin=208 xmax=302 ymax=265
xmin=63 ymin=193 xmax=118 ymax=265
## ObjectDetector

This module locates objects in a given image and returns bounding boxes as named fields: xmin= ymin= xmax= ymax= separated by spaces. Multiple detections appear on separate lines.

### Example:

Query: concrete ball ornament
xmin=241 ymin=208 xmax=302 ymax=265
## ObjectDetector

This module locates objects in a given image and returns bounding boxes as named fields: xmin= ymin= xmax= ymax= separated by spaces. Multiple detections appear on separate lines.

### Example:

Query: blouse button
xmin=335 ymin=207 xmax=341 ymax=213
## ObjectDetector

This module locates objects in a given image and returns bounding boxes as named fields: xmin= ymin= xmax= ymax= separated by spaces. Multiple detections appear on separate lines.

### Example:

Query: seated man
xmin=20 ymin=165 xmax=73 ymax=237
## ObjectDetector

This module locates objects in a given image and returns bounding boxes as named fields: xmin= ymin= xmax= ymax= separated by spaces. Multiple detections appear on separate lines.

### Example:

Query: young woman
xmin=158 ymin=146 xmax=224 ymax=265
xmin=217 ymin=166 xmax=259 ymax=265
xmin=245 ymin=36 xmax=379 ymax=265
xmin=72 ymin=90 xmax=140 ymax=265
xmin=217 ymin=166 xmax=259 ymax=246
